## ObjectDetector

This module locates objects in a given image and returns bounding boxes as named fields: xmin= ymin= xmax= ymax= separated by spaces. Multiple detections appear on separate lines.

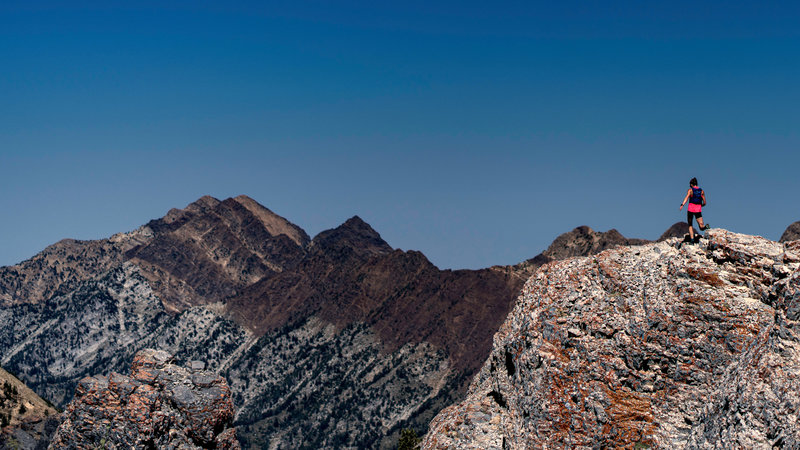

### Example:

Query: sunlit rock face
xmin=48 ymin=349 xmax=240 ymax=449
xmin=423 ymin=230 xmax=800 ymax=449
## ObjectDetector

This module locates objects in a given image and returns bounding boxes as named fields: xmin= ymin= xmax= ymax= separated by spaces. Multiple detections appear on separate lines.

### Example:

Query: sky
xmin=1 ymin=1 xmax=799 ymax=270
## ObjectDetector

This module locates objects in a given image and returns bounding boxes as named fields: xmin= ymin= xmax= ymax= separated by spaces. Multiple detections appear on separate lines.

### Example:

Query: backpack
xmin=690 ymin=186 xmax=704 ymax=205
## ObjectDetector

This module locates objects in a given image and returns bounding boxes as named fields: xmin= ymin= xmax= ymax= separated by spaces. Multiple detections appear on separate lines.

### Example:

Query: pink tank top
xmin=688 ymin=187 xmax=702 ymax=213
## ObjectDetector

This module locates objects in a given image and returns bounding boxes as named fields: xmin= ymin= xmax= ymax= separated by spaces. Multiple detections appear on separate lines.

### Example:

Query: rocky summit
xmin=49 ymin=348 xmax=239 ymax=449
xmin=423 ymin=229 xmax=800 ymax=449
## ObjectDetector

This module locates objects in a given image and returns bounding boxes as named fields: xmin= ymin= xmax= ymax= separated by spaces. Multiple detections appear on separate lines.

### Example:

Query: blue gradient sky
xmin=2 ymin=1 xmax=799 ymax=269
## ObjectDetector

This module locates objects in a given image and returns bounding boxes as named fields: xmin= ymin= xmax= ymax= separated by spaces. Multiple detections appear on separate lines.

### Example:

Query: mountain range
xmin=0 ymin=195 xmax=796 ymax=448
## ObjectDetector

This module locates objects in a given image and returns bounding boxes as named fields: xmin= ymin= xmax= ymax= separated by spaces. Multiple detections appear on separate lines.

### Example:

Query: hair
xmin=690 ymin=177 xmax=698 ymax=187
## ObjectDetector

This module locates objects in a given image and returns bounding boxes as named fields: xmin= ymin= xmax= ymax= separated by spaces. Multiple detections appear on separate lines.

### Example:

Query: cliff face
xmin=423 ymin=230 xmax=800 ymax=449
xmin=49 ymin=349 xmax=240 ymax=449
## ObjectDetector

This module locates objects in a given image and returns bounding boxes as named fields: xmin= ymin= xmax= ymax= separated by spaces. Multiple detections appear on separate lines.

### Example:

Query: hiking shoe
xmin=702 ymin=225 xmax=710 ymax=231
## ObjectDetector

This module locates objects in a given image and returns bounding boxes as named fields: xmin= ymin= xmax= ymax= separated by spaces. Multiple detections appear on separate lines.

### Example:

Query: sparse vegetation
xmin=397 ymin=428 xmax=421 ymax=450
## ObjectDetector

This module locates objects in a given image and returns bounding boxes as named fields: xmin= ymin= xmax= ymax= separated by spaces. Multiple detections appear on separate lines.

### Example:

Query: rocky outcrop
xmin=780 ymin=221 xmax=800 ymax=242
xmin=423 ymin=230 xmax=800 ymax=448
xmin=49 ymin=349 xmax=239 ymax=449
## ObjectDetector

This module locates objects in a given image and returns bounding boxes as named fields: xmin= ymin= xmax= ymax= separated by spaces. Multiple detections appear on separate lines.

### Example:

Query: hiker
xmin=679 ymin=177 xmax=709 ymax=241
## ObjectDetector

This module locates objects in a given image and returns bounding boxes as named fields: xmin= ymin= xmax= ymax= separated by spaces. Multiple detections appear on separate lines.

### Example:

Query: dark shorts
xmin=687 ymin=211 xmax=702 ymax=225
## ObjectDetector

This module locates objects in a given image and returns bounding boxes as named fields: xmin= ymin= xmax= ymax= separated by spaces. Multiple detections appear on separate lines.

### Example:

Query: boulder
xmin=48 ymin=349 xmax=239 ymax=449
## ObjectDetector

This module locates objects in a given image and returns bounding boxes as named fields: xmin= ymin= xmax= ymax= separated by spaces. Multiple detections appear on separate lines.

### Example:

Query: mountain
xmin=541 ymin=225 xmax=650 ymax=260
xmin=0 ymin=366 xmax=59 ymax=448
xmin=0 ymin=196 xmax=525 ymax=448
xmin=0 ymin=195 xmax=693 ymax=448
xmin=509 ymin=225 xmax=661 ymax=280
xmin=423 ymin=230 xmax=800 ymax=448
xmin=781 ymin=221 xmax=800 ymax=242
xmin=657 ymin=221 xmax=698 ymax=241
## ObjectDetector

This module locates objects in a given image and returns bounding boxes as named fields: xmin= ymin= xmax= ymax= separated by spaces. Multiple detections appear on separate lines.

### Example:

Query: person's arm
xmin=702 ymin=191 xmax=706 ymax=206
xmin=680 ymin=189 xmax=691 ymax=210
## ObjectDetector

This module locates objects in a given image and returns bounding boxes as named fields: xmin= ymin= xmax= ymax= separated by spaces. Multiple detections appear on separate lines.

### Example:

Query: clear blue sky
xmin=1 ymin=1 xmax=799 ymax=269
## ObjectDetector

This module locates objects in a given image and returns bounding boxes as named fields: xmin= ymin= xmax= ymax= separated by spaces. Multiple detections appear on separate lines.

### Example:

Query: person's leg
xmin=687 ymin=211 xmax=695 ymax=240
xmin=696 ymin=211 xmax=708 ymax=231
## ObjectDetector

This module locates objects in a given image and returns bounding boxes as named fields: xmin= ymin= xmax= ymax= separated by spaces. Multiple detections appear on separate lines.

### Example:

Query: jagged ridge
xmin=2 ymin=194 xmax=768 ymax=448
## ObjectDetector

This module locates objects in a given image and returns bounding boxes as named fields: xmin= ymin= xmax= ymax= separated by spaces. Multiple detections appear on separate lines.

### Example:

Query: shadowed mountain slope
xmin=658 ymin=221 xmax=699 ymax=241
xmin=127 ymin=195 xmax=309 ymax=312
xmin=781 ymin=221 xmax=800 ymax=242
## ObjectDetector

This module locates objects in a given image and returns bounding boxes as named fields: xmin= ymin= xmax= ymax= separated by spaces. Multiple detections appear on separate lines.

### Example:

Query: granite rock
xmin=48 ymin=349 xmax=239 ymax=449
xmin=423 ymin=229 xmax=800 ymax=449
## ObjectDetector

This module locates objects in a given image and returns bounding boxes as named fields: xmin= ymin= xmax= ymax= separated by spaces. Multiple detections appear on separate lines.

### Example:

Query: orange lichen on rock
xmin=49 ymin=349 xmax=240 ymax=449
xmin=424 ymin=229 xmax=798 ymax=449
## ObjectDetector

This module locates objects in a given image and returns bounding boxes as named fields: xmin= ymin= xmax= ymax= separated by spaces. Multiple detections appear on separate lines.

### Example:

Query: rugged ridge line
xmin=0 ymin=194 xmax=721 ymax=448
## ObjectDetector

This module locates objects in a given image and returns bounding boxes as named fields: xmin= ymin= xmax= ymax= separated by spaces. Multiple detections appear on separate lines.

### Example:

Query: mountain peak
xmin=781 ymin=221 xmax=800 ymax=242
xmin=310 ymin=216 xmax=392 ymax=257
xmin=232 ymin=195 xmax=310 ymax=246
xmin=542 ymin=225 xmax=647 ymax=260
xmin=659 ymin=221 xmax=698 ymax=241
xmin=187 ymin=195 xmax=221 ymax=212
xmin=340 ymin=215 xmax=370 ymax=230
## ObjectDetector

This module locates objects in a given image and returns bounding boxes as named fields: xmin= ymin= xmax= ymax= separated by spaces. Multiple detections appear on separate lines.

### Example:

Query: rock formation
xmin=49 ymin=349 xmax=239 ymax=449
xmin=423 ymin=230 xmax=800 ymax=448
xmin=780 ymin=221 xmax=800 ymax=242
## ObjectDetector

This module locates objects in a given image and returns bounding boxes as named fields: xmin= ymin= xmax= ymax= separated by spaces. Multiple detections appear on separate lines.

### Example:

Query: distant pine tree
xmin=398 ymin=428 xmax=421 ymax=450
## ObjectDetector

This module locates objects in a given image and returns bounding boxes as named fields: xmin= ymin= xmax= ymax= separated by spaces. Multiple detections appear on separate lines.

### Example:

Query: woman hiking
xmin=679 ymin=177 xmax=710 ymax=242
